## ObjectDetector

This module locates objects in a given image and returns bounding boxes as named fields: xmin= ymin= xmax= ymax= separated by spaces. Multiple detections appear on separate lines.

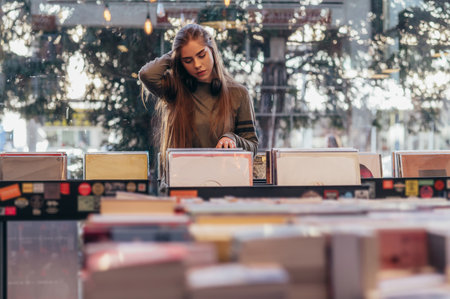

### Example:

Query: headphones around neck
xmin=210 ymin=78 xmax=222 ymax=96
xmin=185 ymin=76 xmax=222 ymax=96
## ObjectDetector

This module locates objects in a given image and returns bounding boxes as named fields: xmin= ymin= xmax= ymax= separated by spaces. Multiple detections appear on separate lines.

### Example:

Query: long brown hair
xmin=157 ymin=24 xmax=234 ymax=159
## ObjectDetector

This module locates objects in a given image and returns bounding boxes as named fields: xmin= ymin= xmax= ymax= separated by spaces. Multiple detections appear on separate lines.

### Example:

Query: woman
xmin=139 ymin=24 xmax=258 ymax=163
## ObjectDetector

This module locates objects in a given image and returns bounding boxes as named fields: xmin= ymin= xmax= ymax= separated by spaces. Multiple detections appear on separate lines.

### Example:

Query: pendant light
xmin=103 ymin=3 xmax=111 ymax=22
xmin=144 ymin=7 xmax=153 ymax=35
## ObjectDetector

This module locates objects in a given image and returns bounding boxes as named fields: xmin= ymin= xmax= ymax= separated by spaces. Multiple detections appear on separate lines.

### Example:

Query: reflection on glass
xmin=0 ymin=0 xmax=448 ymax=178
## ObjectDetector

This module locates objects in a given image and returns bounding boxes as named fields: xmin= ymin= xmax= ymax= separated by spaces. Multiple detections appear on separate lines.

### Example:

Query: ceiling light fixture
xmin=144 ymin=12 xmax=153 ymax=35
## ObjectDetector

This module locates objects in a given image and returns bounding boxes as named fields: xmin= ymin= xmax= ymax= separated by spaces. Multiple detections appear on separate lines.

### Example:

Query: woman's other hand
xmin=216 ymin=137 xmax=236 ymax=149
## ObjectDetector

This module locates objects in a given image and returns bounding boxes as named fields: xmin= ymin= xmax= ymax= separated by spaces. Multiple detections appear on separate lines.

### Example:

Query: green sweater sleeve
xmin=222 ymin=86 xmax=259 ymax=156
xmin=138 ymin=52 xmax=172 ymax=98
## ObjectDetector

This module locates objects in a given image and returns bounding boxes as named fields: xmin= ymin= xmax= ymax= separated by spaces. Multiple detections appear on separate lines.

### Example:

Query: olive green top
xmin=139 ymin=53 xmax=259 ymax=155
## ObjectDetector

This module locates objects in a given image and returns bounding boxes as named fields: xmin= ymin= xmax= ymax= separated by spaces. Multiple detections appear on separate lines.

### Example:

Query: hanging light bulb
xmin=224 ymin=0 xmax=231 ymax=7
xmin=149 ymin=0 xmax=156 ymax=2
xmin=103 ymin=3 xmax=111 ymax=22
xmin=144 ymin=12 xmax=153 ymax=35
xmin=156 ymin=2 xmax=165 ymax=18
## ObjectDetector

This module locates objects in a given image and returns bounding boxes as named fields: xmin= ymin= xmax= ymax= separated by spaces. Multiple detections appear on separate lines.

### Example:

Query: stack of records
xmin=392 ymin=150 xmax=450 ymax=177
xmin=83 ymin=213 xmax=191 ymax=243
xmin=187 ymin=263 xmax=289 ymax=299
xmin=330 ymin=227 xmax=379 ymax=299
xmin=267 ymin=148 xmax=360 ymax=186
xmin=232 ymin=225 xmax=328 ymax=299
xmin=0 ymin=152 xmax=67 ymax=180
xmin=166 ymin=148 xmax=253 ymax=187
xmin=84 ymin=151 xmax=149 ymax=180
xmin=100 ymin=191 xmax=181 ymax=215
xmin=83 ymin=242 xmax=188 ymax=299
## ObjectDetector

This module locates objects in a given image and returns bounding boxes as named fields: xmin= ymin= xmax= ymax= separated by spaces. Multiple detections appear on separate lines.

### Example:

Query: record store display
xmin=0 ymin=147 xmax=449 ymax=299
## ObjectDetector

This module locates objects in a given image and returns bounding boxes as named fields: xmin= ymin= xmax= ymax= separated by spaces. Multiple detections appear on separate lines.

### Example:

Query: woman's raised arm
xmin=138 ymin=52 xmax=173 ymax=98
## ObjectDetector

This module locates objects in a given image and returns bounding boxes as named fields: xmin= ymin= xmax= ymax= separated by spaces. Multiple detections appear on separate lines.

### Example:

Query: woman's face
xmin=180 ymin=39 xmax=215 ymax=83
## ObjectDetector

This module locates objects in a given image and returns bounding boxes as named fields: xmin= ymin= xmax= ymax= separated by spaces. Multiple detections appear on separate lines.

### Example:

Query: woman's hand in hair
xmin=216 ymin=137 xmax=236 ymax=149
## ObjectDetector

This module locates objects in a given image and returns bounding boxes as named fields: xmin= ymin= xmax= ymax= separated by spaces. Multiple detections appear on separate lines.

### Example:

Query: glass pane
xmin=0 ymin=0 xmax=448 ymax=179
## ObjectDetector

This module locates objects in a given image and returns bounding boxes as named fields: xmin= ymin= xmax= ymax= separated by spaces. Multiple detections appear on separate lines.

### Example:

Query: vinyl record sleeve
xmin=84 ymin=151 xmax=149 ymax=180
xmin=400 ymin=153 xmax=450 ymax=178
xmin=0 ymin=152 xmax=67 ymax=181
xmin=393 ymin=151 xmax=450 ymax=178
xmin=272 ymin=148 xmax=360 ymax=186
xmin=359 ymin=152 xmax=383 ymax=178
xmin=167 ymin=149 xmax=252 ymax=187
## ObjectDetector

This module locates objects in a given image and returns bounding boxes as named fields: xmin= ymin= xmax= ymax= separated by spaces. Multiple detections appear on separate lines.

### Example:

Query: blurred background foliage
xmin=0 ymin=0 xmax=448 ymax=177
